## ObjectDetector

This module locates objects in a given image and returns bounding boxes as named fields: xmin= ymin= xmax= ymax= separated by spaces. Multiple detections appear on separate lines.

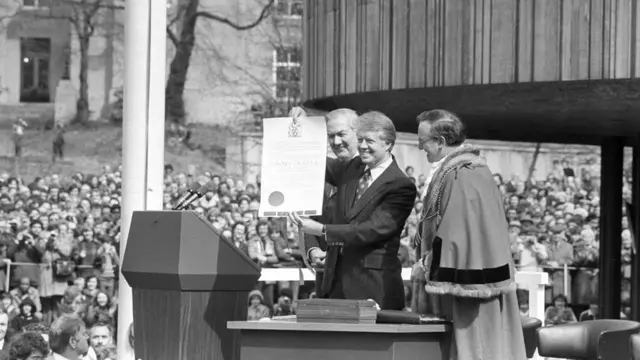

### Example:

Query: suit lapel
xmin=345 ymin=160 xmax=401 ymax=222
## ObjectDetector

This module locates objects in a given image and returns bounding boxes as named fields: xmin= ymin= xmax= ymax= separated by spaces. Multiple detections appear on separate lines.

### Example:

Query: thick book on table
xmin=296 ymin=299 xmax=378 ymax=324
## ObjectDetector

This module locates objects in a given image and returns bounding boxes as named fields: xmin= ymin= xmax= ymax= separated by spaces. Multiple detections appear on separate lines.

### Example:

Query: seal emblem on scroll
xmin=268 ymin=191 xmax=285 ymax=207
xmin=288 ymin=117 xmax=302 ymax=137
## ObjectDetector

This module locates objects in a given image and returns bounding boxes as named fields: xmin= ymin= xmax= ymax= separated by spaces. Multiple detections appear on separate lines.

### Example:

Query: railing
xmin=259 ymin=268 xmax=550 ymax=320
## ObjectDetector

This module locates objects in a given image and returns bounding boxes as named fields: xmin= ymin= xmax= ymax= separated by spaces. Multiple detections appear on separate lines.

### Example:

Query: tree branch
xmin=194 ymin=0 xmax=274 ymax=30
xmin=166 ymin=27 xmax=179 ymax=47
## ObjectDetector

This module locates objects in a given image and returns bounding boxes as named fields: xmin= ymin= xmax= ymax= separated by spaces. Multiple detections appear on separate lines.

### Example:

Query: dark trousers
xmin=52 ymin=143 xmax=64 ymax=161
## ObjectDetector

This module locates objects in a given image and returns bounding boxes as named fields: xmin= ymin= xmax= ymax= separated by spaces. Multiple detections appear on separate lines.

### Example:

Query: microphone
xmin=179 ymin=182 xmax=214 ymax=210
xmin=172 ymin=182 xmax=202 ymax=210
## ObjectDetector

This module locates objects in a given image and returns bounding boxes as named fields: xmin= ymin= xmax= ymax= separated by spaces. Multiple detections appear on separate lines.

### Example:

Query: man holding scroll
xmin=411 ymin=109 xmax=526 ymax=359
xmin=290 ymin=110 xmax=416 ymax=310
xmin=294 ymin=108 xmax=360 ymax=297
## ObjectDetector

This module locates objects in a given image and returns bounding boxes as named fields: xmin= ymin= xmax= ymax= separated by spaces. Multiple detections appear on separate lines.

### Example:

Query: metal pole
xmin=120 ymin=0 xmax=165 ymax=358
xmin=599 ymin=137 xmax=624 ymax=319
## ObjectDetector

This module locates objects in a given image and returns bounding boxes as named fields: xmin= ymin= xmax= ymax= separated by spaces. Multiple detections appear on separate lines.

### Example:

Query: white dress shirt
xmin=365 ymin=156 xmax=393 ymax=184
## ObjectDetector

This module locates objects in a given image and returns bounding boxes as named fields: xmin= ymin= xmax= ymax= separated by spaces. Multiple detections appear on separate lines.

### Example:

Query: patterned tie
xmin=355 ymin=168 xmax=372 ymax=201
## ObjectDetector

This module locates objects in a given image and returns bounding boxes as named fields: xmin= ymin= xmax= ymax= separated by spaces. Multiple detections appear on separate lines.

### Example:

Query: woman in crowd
xmin=85 ymin=291 xmax=116 ymax=327
xmin=544 ymin=294 xmax=578 ymax=326
xmin=247 ymin=290 xmax=270 ymax=321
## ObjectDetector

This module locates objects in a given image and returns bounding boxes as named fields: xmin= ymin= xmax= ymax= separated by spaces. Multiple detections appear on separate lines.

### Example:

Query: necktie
xmin=355 ymin=168 xmax=372 ymax=201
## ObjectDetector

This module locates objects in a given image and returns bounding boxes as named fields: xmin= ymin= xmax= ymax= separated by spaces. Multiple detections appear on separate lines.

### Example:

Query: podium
xmin=122 ymin=211 xmax=261 ymax=360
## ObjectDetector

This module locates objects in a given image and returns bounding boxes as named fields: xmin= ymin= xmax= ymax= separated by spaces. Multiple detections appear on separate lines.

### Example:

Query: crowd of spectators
xmin=0 ymin=165 xmax=120 ymax=359
xmin=0 ymin=155 xmax=631 ymax=336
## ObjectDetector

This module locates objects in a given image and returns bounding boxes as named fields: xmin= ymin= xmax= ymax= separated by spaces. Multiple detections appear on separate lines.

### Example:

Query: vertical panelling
xmin=355 ymin=0 xmax=364 ymax=91
xmin=344 ymin=0 xmax=357 ymax=93
xmin=332 ymin=0 xmax=341 ymax=94
xmin=324 ymin=1 xmax=335 ymax=96
xmin=365 ymin=0 xmax=381 ymax=91
xmin=473 ymin=0 xmax=485 ymax=83
xmin=481 ymin=0 xmax=492 ymax=83
xmin=615 ymin=0 xmax=633 ymax=78
xmin=533 ymin=0 xmax=561 ymax=81
xmin=517 ymin=0 xmax=534 ymax=82
xmin=391 ymin=0 xmax=408 ymax=89
xmin=444 ymin=0 xmax=463 ymax=85
xmin=564 ymin=0 xmax=591 ymax=80
xmin=308 ymin=0 xmax=316 ymax=99
xmin=436 ymin=0 xmax=446 ymax=86
xmin=460 ymin=0 xmax=476 ymax=85
xmin=379 ymin=0 xmax=392 ymax=90
xmin=590 ymin=0 xmax=604 ymax=79
xmin=306 ymin=0 xmax=640 ymax=101
xmin=634 ymin=0 xmax=640 ymax=76
xmin=489 ymin=0 xmax=517 ymax=83
xmin=303 ymin=0 xmax=310 ymax=100
xmin=338 ymin=0 xmax=346 ymax=94
xmin=425 ymin=0 xmax=438 ymax=86
xmin=561 ymin=0 xmax=573 ymax=80
xmin=603 ymin=0 xmax=613 ymax=78
xmin=316 ymin=0 xmax=326 ymax=97
xmin=408 ymin=0 xmax=427 ymax=88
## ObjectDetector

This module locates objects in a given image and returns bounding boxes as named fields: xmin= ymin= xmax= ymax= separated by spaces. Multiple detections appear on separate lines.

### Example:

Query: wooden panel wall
xmin=303 ymin=0 xmax=640 ymax=101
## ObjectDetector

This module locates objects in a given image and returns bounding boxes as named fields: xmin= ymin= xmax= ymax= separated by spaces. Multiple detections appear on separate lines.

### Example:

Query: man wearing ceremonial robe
xmin=412 ymin=110 xmax=526 ymax=360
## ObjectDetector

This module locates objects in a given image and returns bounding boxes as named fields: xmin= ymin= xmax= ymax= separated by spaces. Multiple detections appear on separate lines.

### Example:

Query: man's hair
xmin=356 ymin=111 xmax=397 ymax=149
xmin=48 ymin=314 xmax=85 ymax=354
xmin=9 ymin=331 xmax=50 ymax=360
xmin=90 ymin=322 xmax=114 ymax=335
xmin=96 ymin=345 xmax=117 ymax=360
xmin=325 ymin=108 xmax=359 ymax=129
xmin=416 ymin=109 xmax=466 ymax=146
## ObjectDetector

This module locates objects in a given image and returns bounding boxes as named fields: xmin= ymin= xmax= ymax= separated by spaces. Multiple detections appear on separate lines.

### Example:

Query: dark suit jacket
xmin=0 ymin=337 xmax=9 ymax=360
xmin=322 ymin=156 xmax=416 ymax=310
xmin=304 ymin=182 xmax=338 ymax=295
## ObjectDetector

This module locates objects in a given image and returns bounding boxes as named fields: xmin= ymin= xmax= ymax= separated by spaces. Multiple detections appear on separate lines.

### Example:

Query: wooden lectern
xmin=121 ymin=211 xmax=261 ymax=360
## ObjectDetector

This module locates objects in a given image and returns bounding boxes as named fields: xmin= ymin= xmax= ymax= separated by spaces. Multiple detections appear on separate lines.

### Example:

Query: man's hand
xmin=289 ymin=106 xmax=307 ymax=119
xmin=288 ymin=212 xmax=324 ymax=236
xmin=309 ymin=248 xmax=326 ymax=266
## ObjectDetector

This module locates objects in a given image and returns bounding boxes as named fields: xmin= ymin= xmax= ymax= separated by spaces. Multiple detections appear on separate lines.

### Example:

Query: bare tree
xmin=65 ymin=0 xmax=123 ymax=124
xmin=165 ymin=0 xmax=274 ymax=124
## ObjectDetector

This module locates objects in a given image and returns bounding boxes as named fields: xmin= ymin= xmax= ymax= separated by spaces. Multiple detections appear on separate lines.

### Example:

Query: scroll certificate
xmin=259 ymin=116 xmax=327 ymax=217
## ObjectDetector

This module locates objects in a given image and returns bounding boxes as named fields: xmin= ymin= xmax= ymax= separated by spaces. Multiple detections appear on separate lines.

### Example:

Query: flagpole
xmin=120 ymin=0 xmax=166 ymax=359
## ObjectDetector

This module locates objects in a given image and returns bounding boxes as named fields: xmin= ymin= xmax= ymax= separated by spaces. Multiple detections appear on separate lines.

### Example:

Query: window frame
xmin=272 ymin=46 xmax=302 ymax=104
xmin=274 ymin=0 xmax=303 ymax=19
xmin=22 ymin=0 xmax=50 ymax=9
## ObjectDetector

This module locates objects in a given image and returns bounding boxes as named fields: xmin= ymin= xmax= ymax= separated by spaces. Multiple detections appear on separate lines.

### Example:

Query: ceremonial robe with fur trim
xmin=411 ymin=146 xmax=526 ymax=360
xmin=412 ymin=146 xmax=516 ymax=299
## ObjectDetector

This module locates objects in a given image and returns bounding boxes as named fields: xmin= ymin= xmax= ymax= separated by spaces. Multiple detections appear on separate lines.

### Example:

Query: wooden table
xmin=227 ymin=320 xmax=451 ymax=360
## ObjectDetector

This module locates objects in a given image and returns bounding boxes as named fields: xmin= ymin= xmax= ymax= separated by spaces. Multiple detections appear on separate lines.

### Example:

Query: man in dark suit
xmin=0 ymin=310 xmax=9 ymax=360
xmin=299 ymin=108 xmax=361 ymax=297
xmin=292 ymin=111 xmax=416 ymax=310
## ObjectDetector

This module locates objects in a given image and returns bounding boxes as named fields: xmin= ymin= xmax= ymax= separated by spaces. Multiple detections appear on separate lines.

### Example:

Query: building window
xmin=62 ymin=47 xmax=71 ymax=80
xmin=275 ymin=0 xmax=303 ymax=18
xmin=22 ymin=0 xmax=50 ymax=8
xmin=273 ymin=46 xmax=302 ymax=105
